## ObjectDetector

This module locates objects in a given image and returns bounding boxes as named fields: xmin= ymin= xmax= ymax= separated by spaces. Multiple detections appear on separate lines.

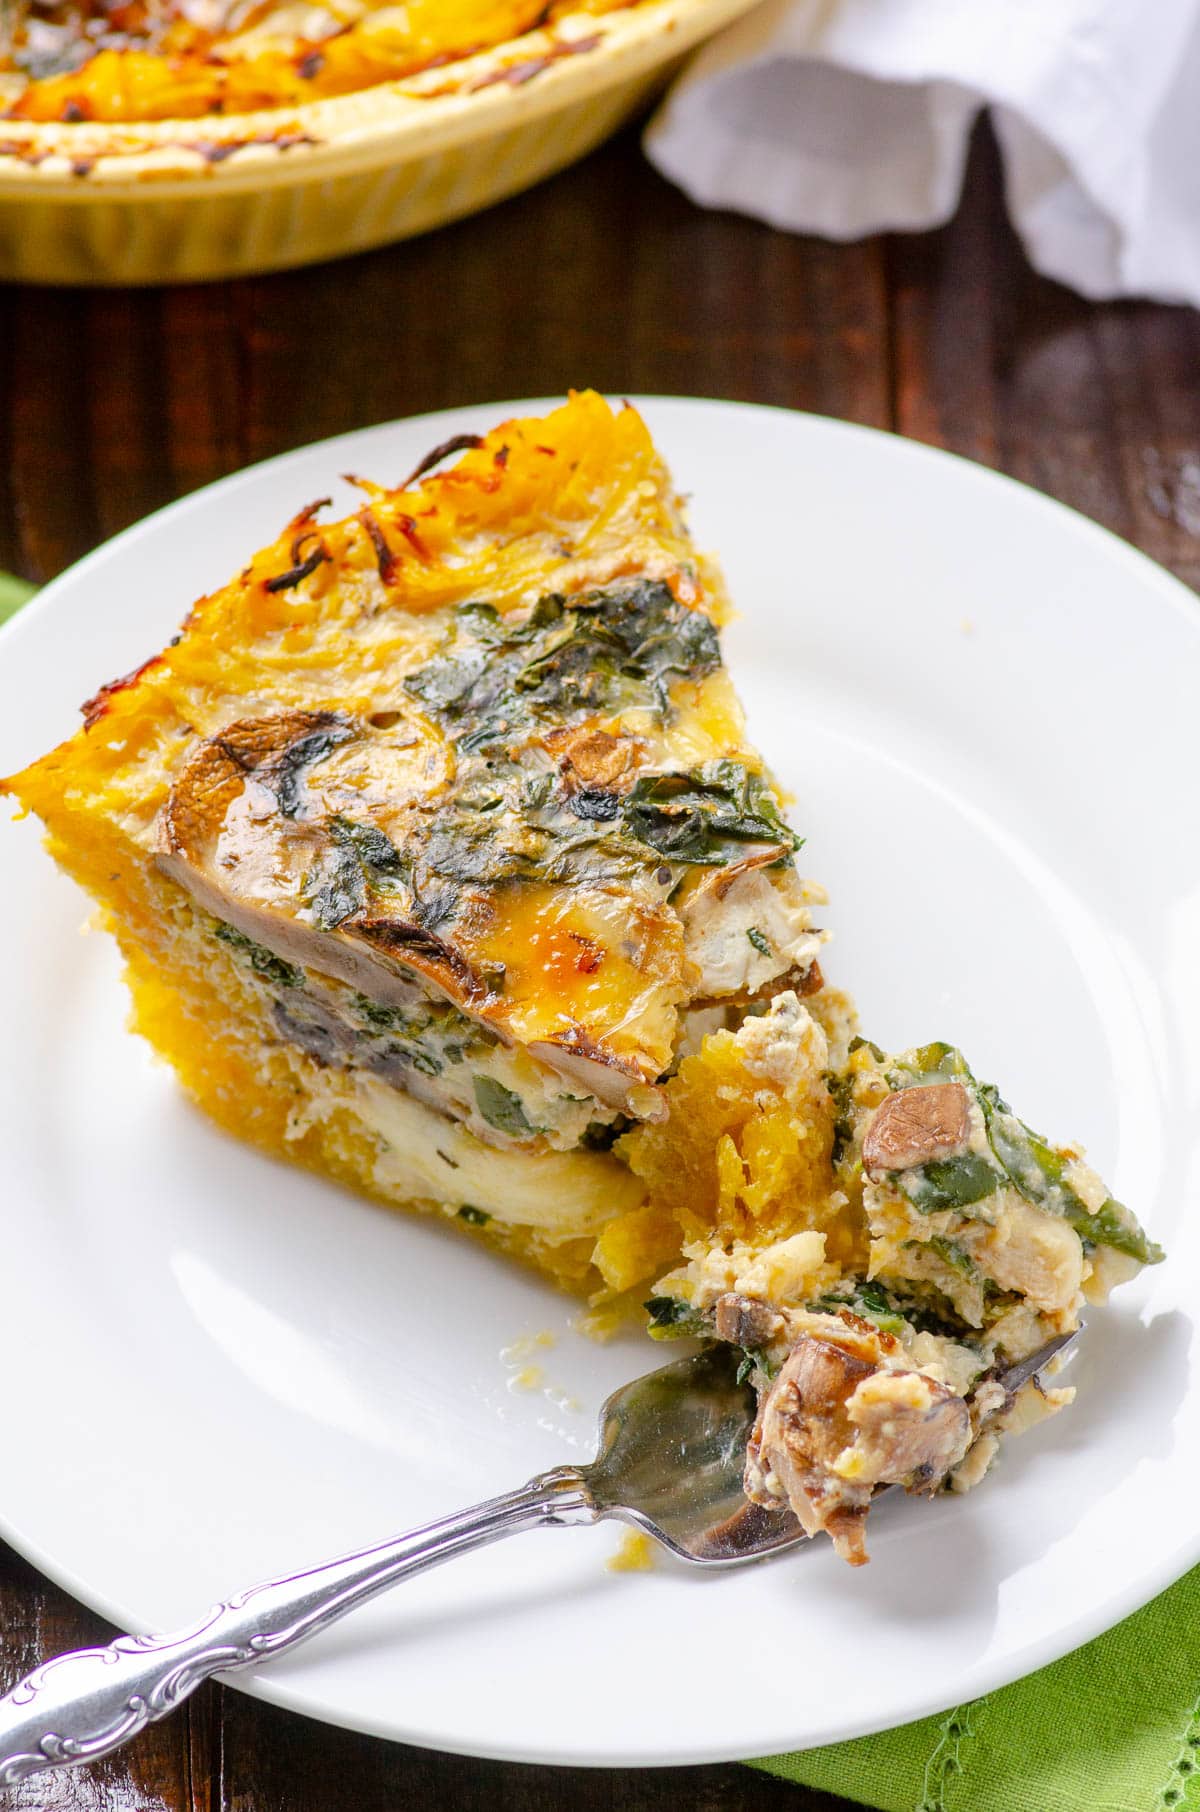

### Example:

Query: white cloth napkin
xmin=644 ymin=0 xmax=1200 ymax=305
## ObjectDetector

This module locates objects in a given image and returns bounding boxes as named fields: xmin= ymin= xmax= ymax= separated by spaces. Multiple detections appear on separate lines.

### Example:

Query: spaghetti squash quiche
xmin=4 ymin=391 xmax=1161 ymax=1565
xmin=0 ymin=0 xmax=639 ymax=123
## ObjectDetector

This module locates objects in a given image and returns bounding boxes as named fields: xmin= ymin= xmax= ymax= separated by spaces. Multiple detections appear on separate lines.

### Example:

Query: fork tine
xmin=994 ymin=1324 xmax=1083 ymax=1395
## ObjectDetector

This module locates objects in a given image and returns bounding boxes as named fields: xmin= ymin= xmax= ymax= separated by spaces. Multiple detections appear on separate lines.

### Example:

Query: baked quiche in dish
xmin=0 ymin=0 xmax=761 ymax=286
xmin=4 ymin=391 xmax=1162 ymax=1565
xmin=2 ymin=0 xmax=634 ymax=122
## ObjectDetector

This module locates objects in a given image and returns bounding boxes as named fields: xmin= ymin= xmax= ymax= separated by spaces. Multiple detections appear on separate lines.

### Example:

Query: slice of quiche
xmin=4 ymin=390 xmax=1161 ymax=1564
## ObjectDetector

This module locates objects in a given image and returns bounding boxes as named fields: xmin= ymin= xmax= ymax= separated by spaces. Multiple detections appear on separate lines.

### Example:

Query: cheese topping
xmin=1 ymin=0 xmax=640 ymax=123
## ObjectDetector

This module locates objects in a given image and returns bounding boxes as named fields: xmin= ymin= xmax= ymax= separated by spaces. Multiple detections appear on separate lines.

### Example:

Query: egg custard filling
xmin=0 ymin=0 xmax=636 ymax=123
xmin=3 ymin=391 xmax=1162 ymax=1564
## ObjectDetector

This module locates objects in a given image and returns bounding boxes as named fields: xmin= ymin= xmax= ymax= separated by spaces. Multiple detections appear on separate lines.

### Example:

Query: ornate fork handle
xmin=0 ymin=1466 xmax=594 ymax=1786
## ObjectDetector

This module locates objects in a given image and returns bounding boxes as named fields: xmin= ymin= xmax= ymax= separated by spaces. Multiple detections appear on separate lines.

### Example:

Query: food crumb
xmin=960 ymin=616 xmax=975 ymax=635
xmin=501 ymin=1330 xmax=557 ymax=1364
xmin=572 ymin=1301 xmax=625 ymax=1343
xmin=508 ymin=1365 xmax=544 ymax=1392
xmin=607 ymin=1529 xmax=656 ymax=1572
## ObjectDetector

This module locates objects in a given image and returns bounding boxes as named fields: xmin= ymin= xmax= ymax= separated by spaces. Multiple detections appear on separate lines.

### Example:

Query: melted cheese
xmin=351 ymin=1068 xmax=644 ymax=1231
xmin=3 ymin=1 xmax=638 ymax=123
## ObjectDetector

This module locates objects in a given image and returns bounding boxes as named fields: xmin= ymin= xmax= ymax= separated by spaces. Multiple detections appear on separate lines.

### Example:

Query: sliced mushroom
xmin=862 ymin=1081 xmax=972 ymax=1176
xmin=160 ymin=709 xmax=344 ymax=855
xmin=713 ymin=1292 xmax=784 ymax=1349
xmin=745 ymin=1335 xmax=876 ymax=1564
xmin=842 ymin=1371 xmax=971 ymax=1491
xmin=157 ymin=712 xmax=671 ymax=1119
xmin=545 ymin=725 xmax=638 ymax=791
xmin=526 ymin=1034 xmax=665 ymax=1120
xmin=743 ymin=1332 xmax=970 ymax=1566
xmin=157 ymin=711 xmax=488 ymax=1014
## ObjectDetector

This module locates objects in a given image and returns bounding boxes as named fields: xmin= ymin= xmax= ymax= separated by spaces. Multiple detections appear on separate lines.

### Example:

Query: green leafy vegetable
xmin=212 ymin=920 xmax=303 ymax=990
xmin=889 ymin=1041 xmax=972 ymax=1087
xmin=340 ymin=991 xmax=491 ymax=1077
xmin=882 ymin=1042 xmax=1162 ymax=1265
xmin=0 ymin=571 xmax=36 ymax=626
xmin=928 ymin=1236 xmax=978 ymax=1278
xmin=825 ymin=1067 xmax=857 ymax=1166
xmin=853 ymin=1280 xmax=909 ymax=1327
xmin=331 ymin=816 xmax=405 ymax=877
xmin=405 ymin=580 xmax=720 ymax=749
xmin=746 ymin=927 xmax=772 ymax=958
xmin=644 ymin=1295 xmax=710 ymax=1340
xmin=898 ymin=1151 xmax=1002 ymax=1214
xmin=813 ymin=1280 xmax=910 ymax=1336
xmin=980 ymin=1090 xmax=1163 ymax=1264
xmin=621 ymin=761 xmax=801 ymax=866
xmin=458 ymin=1205 xmax=491 ymax=1226
xmin=308 ymin=817 xmax=411 ymax=930
xmin=473 ymin=1076 xmax=541 ymax=1140
xmin=273 ymin=720 xmax=356 ymax=818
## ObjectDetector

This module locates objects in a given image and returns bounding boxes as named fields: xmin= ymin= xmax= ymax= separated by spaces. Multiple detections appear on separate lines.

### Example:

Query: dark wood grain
xmin=1 ymin=113 xmax=1197 ymax=1812
xmin=887 ymin=125 xmax=1200 ymax=589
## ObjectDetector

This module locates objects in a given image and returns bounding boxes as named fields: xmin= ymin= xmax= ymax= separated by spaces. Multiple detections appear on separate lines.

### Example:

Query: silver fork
xmin=0 ymin=1328 xmax=1078 ymax=1785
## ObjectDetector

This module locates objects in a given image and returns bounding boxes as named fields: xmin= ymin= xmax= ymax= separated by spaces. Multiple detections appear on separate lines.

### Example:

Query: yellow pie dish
xmin=0 ymin=0 xmax=757 ymax=285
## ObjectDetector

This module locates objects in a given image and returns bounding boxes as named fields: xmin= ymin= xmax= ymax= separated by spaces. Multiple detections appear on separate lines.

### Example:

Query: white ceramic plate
xmin=0 ymin=398 xmax=1195 ymax=1768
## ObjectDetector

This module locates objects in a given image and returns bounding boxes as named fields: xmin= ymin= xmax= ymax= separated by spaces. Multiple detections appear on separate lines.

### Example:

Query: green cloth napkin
xmin=0 ymin=566 xmax=1191 ymax=1812
xmin=0 ymin=571 xmax=37 ymax=625
xmin=754 ymin=1563 xmax=1200 ymax=1810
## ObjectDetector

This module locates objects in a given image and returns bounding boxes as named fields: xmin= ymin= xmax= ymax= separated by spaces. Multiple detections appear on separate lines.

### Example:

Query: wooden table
xmin=2 ymin=115 xmax=1198 ymax=1812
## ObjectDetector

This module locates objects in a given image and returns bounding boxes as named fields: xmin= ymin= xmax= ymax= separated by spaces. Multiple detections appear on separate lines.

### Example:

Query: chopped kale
xmin=418 ymin=815 xmax=541 ymax=887
xmin=329 ymin=815 xmax=405 ymax=878
xmin=819 ymin=1277 xmax=973 ymax=1344
xmin=644 ymin=1295 xmax=709 ymax=1340
xmin=621 ymin=761 xmax=801 ymax=866
xmin=404 ymin=580 xmax=720 ymax=748
xmin=854 ymin=1280 xmax=905 ymax=1324
xmin=307 ymin=817 xmax=407 ymax=930
xmin=340 ymin=993 xmax=491 ymax=1084
xmin=568 ymin=787 xmax=621 ymax=822
xmin=395 ymin=585 xmax=800 ymax=891
xmin=308 ymin=843 xmax=367 ymax=930
xmin=815 ymin=1279 xmax=911 ymax=1336
xmin=928 ymin=1236 xmax=978 ymax=1278
xmin=458 ymin=1205 xmax=491 ymax=1226
xmin=979 ymin=1087 xmax=1163 ymax=1264
xmin=212 ymin=920 xmax=303 ymax=990
xmin=473 ymin=1076 xmax=541 ymax=1140
xmin=273 ymin=720 xmax=356 ymax=818
xmin=898 ymin=1151 xmax=1003 ymax=1214
xmin=825 ymin=1067 xmax=857 ymax=1166
xmin=734 ymin=1346 xmax=780 ymax=1385
xmin=746 ymin=926 xmax=773 ymax=959
xmin=350 ymin=995 xmax=409 ymax=1032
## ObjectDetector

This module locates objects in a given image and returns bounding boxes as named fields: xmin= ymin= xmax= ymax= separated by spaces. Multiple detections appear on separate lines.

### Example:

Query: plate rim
xmin=1 ymin=392 xmax=1196 ymax=1767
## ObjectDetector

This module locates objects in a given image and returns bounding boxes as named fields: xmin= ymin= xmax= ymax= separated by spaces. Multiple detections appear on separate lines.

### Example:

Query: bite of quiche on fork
xmin=3 ymin=391 xmax=1161 ymax=1564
